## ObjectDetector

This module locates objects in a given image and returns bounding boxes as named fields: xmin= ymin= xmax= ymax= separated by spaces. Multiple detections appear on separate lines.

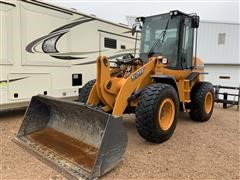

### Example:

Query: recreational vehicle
xmin=0 ymin=0 xmax=138 ymax=111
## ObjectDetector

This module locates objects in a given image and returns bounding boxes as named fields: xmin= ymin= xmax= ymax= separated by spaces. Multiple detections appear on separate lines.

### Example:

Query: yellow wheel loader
xmin=15 ymin=10 xmax=214 ymax=179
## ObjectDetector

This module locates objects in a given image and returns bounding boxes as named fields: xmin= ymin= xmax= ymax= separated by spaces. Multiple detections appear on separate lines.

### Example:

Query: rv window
xmin=104 ymin=38 xmax=117 ymax=49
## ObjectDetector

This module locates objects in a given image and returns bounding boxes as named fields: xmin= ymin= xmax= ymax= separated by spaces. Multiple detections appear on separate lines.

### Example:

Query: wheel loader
xmin=15 ymin=10 xmax=214 ymax=179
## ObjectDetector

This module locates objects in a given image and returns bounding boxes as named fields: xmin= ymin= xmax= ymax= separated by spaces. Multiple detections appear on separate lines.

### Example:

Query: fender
xmin=151 ymin=74 xmax=179 ymax=95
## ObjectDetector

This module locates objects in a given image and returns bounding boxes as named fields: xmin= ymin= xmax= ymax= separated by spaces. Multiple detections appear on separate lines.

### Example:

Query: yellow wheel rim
xmin=158 ymin=98 xmax=175 ymax=131
xmin=204 ymin=92 xmax=213 ymax=114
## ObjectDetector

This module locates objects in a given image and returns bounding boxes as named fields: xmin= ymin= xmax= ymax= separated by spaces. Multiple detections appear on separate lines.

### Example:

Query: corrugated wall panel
xmin=197 ymin=22 xmax=239 ymax=64
xmin=204 ymin=65 xmax=240 ymax=86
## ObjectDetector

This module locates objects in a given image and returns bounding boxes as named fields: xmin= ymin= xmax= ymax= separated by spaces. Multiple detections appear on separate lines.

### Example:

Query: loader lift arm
xmin=87 ymin=56 xmax=156 ymax=116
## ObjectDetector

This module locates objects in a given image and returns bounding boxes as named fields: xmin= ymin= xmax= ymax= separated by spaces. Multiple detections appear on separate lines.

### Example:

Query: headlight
xmin=162 ymin=58 xmax=168 ymax=64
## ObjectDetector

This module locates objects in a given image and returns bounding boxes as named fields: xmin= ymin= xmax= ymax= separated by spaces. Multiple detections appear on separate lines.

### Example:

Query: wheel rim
xmin=158 ymin=98 xmax=175 ymax=131
xmin=204 ymin=92 xmax=213 ymax=114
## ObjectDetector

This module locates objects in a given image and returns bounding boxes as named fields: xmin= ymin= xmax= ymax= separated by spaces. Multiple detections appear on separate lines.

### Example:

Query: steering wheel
xmin=116 ymin=53 xmax=143 ymax=65
xmin=122 ymin=53 xmax=135 ymax=60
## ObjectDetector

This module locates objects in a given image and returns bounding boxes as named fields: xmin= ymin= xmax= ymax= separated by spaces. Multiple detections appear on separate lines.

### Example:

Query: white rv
xmin=0 ymin=0 xmax=137 ymax=111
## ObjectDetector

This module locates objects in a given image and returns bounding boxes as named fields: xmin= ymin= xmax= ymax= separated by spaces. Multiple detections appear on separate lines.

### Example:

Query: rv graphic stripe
xmin=26 ymin=17 xmax=95 ymax=60
xmin=0 ymin=77 xmax=29 ymax=87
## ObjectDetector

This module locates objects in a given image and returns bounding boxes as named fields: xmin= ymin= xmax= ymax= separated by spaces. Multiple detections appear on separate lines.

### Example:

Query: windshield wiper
xmin=148 ymin=19 xmax=170 ymax=58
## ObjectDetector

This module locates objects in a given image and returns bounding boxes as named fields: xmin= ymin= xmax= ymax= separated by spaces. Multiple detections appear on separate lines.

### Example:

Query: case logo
xmin=131 ymin=67 xmax=144 ymax=81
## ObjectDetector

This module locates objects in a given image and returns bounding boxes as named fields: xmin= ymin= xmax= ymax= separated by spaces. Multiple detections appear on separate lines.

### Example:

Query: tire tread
xmin=79 ymin=79 xmax=96 ymax=103
xmin=135 ymin=83 xmax=178 ymax=143
xmin=189 ymin=82 xmax=214 ymax=122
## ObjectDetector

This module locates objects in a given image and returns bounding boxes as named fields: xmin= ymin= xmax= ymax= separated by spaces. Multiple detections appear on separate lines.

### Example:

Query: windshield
xmin=140 ymin=14 xmax=180 ymax=68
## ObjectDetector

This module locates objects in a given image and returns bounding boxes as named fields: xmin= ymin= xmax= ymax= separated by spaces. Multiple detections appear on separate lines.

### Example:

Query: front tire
xmin=135 ymin=83 xmax=179 ymax=143
xmin=79 ymin=79 xmax=96 ymax=103
xmin=189 ymin=82 xmax=214 ymax=122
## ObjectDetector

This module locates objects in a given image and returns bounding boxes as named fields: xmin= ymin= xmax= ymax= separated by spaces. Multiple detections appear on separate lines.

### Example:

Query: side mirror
xmin=132 ymin=24 xmax=137 ymax=36
xmin=191 ymin=15 xmax=200 ymax=28
xmin=132 ymin=23 xmax=142 ymax=36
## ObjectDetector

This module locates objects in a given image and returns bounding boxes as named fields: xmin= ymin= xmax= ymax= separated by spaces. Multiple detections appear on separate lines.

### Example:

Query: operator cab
xmin=136 ymin=10 xmax=199 ymax=70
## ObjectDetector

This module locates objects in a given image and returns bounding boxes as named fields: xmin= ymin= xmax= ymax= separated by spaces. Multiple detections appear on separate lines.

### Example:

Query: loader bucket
xmin=14 ymin=95 xmax=127 ymax=179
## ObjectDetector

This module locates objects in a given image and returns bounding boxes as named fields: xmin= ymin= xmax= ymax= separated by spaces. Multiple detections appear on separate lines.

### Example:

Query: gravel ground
xmin=0 ymin=104 xmax=239 ymax=180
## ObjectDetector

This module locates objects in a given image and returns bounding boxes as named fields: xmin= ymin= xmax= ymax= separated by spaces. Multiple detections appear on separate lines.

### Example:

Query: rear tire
xmin=189 ymin=82 xmax=214 ymax=122
xmin=135 ymin=83 xmax=179 ymax=143
xmin=79 ymin=79 xmax=96 ymax=103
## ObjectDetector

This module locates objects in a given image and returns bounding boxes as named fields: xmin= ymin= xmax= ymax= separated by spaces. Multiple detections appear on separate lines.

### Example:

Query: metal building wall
xmin=197 ymin=21 xmax=240 ymax=65
xmin=204 ymin=65 xmax=240 ymax=86
xmin=197 ymin=21 xmax=240 ymax=89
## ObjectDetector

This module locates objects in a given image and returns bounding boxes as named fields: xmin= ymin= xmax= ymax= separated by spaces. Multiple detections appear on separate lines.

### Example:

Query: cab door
xmin=181 ymin=18 xmax=194 ymax=69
